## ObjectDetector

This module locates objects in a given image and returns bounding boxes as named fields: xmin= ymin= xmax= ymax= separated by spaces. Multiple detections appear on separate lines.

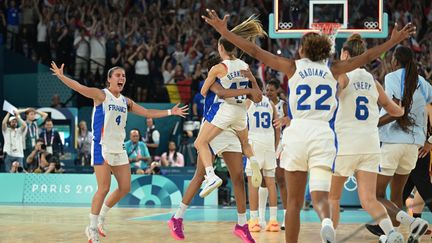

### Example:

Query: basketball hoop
xmin=311 ymin=22 xmax=342 ymax=54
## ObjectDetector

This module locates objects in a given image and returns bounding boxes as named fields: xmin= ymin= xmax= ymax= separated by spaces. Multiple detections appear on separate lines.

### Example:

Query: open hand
xmin=390 ymin=22 xmax=416 ymax=44
xmin=418 ymin=141 xmax=431 ymax=158
xmin=171 ymin=103 xmax=189 ymax=118
xmin=50 ymin=61 xmax=65 ymax=78
xmin=201 ymin=9 xmax=229 ymax=35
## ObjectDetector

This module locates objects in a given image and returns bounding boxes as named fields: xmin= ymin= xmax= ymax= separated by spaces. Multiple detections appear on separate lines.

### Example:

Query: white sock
xmin=258 ymin=187 xmax=268 ymax=222
xmin=396 ymin=210 xmax=415 ymax=226
xmin=174 ymin=202 xmax=188 ymax=219
xmin=89 ymin=213 xmax=98 ymax=228
xmin=322 ymin=218 xmax=333 ymax=228
xmin=250 ymin=210 xmax=259 ymax=220
xmin=269 ymin=206 xmax=277 ymax=221
xmin=238 ymin=213 xmax=247 ymax=226
xmin=378 ymin=217 xmax=394 ymax=235
xmin=282 ymin=209 xmax=286 ymax=226
xmin=205 ymin=166 xmax=215 ymax=177
xmin=99 ymin=203 xmax=111 ymax=222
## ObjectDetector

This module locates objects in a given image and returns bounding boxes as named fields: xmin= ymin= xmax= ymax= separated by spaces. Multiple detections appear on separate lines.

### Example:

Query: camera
xmin=41 ymin=144 xmax=47 ymax=150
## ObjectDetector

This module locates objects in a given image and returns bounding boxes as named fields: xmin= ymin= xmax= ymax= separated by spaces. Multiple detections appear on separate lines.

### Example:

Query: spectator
xmin=22 ymin=108 xmax=48 ymax=166
xmin=0 ymin=9 xmax=7 ymax=46
xmin=26 ymin=138 xmax=56 ymax=173
xmin=77 ymin=120 xmax=92 ymax=166
xmin=34 ymin=1 xmax=51 ymax=65
xmin=192 ymin=82 xmax=205 ymax=120
xmin=74 ymin=28 xmax=90 ymax=78
xmin=39 ymin=118 xmax=63 ymax=159
xmin=143 ymin=118 xmax=160 ymax=159
xmin=5 ymin=0 xmax=19 ymax=49
xmin=128 ymin=44 xmax=151 ymax=102
xmin=2 ymin=111 xmax=27 ymax=172
xmin=161 ymin=141 xmax=184 ymax=167
xmin=89 ymin=22 xmax=107 ymax=76
xmin=51 ymin=94 xmax=65 ymax=108
xmin=125 ymin=129 xmax=151 ymax=174
xmin=162 ymin=56 xmax=175 ymax=84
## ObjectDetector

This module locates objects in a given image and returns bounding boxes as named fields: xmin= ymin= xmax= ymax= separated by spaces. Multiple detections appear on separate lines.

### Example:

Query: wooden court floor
xmin=0 ymin=205 xmax=428 ymax=243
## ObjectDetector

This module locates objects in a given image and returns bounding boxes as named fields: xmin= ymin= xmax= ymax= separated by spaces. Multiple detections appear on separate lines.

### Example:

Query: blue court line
xmin=131 ymin=207 xmax=432 ymax=223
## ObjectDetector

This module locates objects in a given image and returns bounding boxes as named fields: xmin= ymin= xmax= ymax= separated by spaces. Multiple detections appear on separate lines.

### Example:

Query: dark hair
xmin=169 ymin=141 xmax=178 ymax=162
xmin=36 ymin=138 xmax=45 ymax=144
xmin=207 ymin=55 xmax=222 ymax=72
xmin=218 ymin=15 xmax=267 ymax=57
xmin=267 ymin=79 xmax=280 ymax=90
xmin=342 ymin=34 xmax=366 ymax=57
xmin=301 ymin=32 xmax=331 ymax=61
xmin=394 ymin=46 xmax=418 ymax=132
xmin=44 ymin=118 xmax=53 ymax=124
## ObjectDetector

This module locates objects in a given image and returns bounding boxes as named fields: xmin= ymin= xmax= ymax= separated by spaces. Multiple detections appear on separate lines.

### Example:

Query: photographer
xmin=26 ymin=139 xmax=56 ymax=173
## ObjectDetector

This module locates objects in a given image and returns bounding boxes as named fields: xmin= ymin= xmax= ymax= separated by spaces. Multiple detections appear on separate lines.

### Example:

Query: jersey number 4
xmin=296 ymin=84 xmax=332 ymax=111
xmin=115 ymin=115 xmax=121 ymax=125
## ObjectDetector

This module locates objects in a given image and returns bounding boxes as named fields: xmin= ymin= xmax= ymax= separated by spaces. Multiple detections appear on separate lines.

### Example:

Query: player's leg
xmin=168 ymin=154 xmax=213 ymax=240
xmin=223 ymin=151 xmax=255 ymax=243
xmin=275 ymin=165 xmax=287 ymax=230
xmin=263 ymin=171 xmax=279 ymax=232
xmin=236 ymin=128 xmax=261 ymax=188
xmin=357 ymin=170 xmax=403 ymax=241
xmin=284 ymin=170 xmax=307 ymax=242
xmin=86 ymin=163 xmax=112 ymax=242
xmin=247 ymin=174 xmax=260 ymax=232
xmin=328 ymin=175 xmax=346 ymax=229
xmin=194 ymin=121 xmax=223 ymax=197
xmin=258 ymin=180 xmax=268 ymax=228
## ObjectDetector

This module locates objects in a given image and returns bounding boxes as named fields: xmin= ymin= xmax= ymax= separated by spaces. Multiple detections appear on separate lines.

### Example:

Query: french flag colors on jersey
xmin=91 ymin=89 xmax=128 ymax=165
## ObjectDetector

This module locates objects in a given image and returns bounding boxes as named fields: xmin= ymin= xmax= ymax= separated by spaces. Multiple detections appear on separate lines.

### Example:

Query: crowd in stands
xmin=1 ymin=0 xmax=431 ymax=176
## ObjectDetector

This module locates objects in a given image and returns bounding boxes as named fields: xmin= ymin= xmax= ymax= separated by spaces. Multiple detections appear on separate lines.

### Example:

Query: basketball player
xmin=202 ymin=9 xmax=415 ymax=243
xmin=258 ymin=79 xmax=288 ymax=230
xmin=169 ymin=55 xmax=262 ymax=243
xmin=245 ymin=79 xmax=280 ymax=233
xmin=328 ymin=34 xmax=405 ymax=243
xmin=194 ymin=16 xmax=266 ymax=198
xmin=365 ymin=46 xmax=431 ymax=243
xmin=50 ymin=62 xmax=188 ymax=243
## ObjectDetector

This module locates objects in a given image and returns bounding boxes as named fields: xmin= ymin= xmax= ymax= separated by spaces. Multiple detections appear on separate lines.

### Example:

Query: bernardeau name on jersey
xmin=298 ymin=68 xmax=328 ymax=79
xmin=226 ymin=70 xmax=243 ymax=80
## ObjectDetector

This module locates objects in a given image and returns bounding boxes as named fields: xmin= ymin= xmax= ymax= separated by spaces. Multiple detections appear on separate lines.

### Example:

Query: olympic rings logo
xmin=364 ymin=21 xmax=379 ymax=29
xmin=279 ymin=22 xmax=293 ymax=29
xmin=343 ymin=176 xmax=358 ymax=192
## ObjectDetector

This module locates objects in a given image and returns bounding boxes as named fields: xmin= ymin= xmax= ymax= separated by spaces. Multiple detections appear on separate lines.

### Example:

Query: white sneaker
xmin=250 ymin=160 xmax=262 ymax=188
xmin=408 ymin=218 xmax=428 ymax=243
xmin=379 ymin=235 xmax=388 ymax=243
xmin=85 ymin=226 xmax=100 ymax=243
xmin=199 ymin=175 xmax=222 ymax=198
xmin=387 ymin=231 xmax=404 ymax=243
xmin=320 ymin=223 xmax=336 ymax=243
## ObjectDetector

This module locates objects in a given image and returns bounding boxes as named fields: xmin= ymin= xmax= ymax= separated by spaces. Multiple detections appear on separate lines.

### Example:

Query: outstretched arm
xmin=331 ymin=23 xmax=416 ymax=77
xmin=50 ymin=62 xmax=105 ymax=103
xmin=128 ymin=99 xmax=188 ymax=118
xmin=202 ymin=9 xmax=295 ymax=76
xmin=201 ymin=64 xmax=225 ymax=96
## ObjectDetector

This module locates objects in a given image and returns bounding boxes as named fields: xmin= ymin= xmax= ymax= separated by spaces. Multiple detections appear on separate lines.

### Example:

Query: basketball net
xmin=311 ymin=23 xmax=342 ymax=54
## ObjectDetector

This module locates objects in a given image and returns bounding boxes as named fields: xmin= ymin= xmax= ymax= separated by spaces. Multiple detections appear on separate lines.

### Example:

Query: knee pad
xmin=309 ymin=166 xmax=332 ymax=192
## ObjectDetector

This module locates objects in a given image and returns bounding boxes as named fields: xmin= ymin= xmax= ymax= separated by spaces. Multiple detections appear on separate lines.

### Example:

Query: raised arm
xmin=2 ymin=113 xmax=10 ymax=132
xmin=127 ymin=99 xmax=188 ymax=118
xmin=14 ymin=110 xmax=27 ymax=132
xmin=201 ymin=64 xmax=225 ymax=96
xmin=331 ymin=23 xmax=416 ymax=77
xmin=376 ymin=81 xmax=404 ymax=117
xmin=202 ymin=10 xmax=295 ymax=76
xmin=50 ymin=62 xmax=105 ymax=103
xmin=271 ymin=101 xmax=281 ymax=150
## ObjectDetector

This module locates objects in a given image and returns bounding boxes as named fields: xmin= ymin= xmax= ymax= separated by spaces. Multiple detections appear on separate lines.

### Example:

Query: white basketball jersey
xmin=287 ymin=58 xmax=338 ymax=122
xmin=248 ymin=96 xmax=275 ymax=149
xmin=219 ymin=59 xmax=250 ymax=105
xmin=92 ymin=89 xmax=128 ymax=153
xmin=335 ymin=68 xmax=380 ymax=155
xmin=275 ymin=99 xmax=286 ymax=119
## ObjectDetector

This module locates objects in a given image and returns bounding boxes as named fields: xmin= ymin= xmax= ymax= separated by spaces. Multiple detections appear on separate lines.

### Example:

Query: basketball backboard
xmin=269 ymin=0 xmax=388 ymax=39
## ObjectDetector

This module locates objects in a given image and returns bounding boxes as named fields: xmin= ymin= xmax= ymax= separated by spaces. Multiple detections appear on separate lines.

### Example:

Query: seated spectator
xmin=125 ymin=129 xmax=151 ymax=174
xmin=161 ymin=141 xmax=184 ymax=167
xmin=77 ymin=120 xmax=92 ymax=166
xmin=39 ymin=118 xmax=63 ymax=159
xmin=26 ymin=139 xmax=56 ymax=173
xmin=145 ymin=161 xmax=162 ymax=175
